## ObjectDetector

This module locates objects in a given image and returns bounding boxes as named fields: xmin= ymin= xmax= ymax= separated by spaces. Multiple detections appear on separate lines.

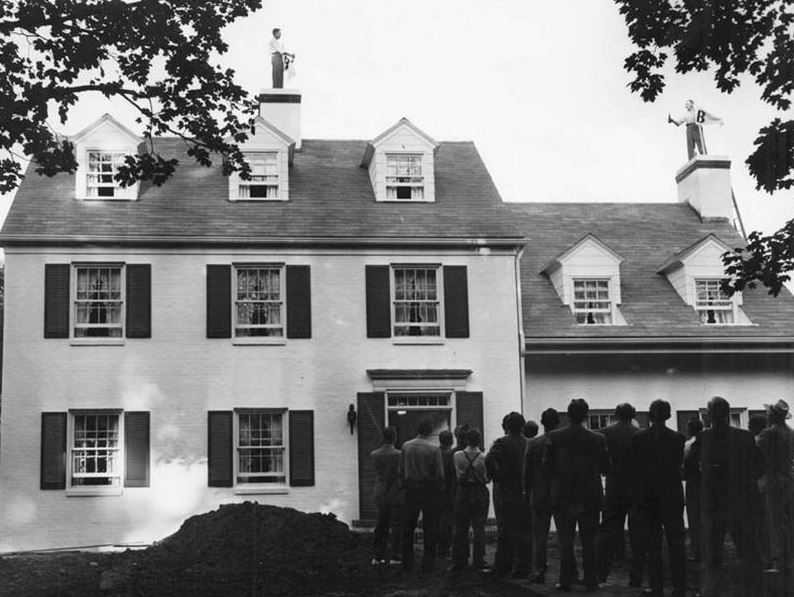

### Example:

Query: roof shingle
xmin=510 ymin=202 xmax=794 ymax=339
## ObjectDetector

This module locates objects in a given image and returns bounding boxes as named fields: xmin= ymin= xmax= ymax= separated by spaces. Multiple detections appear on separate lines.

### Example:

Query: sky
xmin=2 ymin=0 xmax=793 ymax=242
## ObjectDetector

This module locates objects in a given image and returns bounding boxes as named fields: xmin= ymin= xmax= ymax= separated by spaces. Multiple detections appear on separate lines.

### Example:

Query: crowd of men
xmin=370 ymin=396 xmax=794 ymax=596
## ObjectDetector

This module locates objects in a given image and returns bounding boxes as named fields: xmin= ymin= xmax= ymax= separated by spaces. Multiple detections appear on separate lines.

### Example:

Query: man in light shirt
xmin=269 ymin=28 xmax=295 ymax=88
xmin=399 ymin=417 xmax=445 ymax=572
xmin=451 ymin=427 xmax=490 ymax=572
xmin=668 ymin=99 xmax=723 ymax=159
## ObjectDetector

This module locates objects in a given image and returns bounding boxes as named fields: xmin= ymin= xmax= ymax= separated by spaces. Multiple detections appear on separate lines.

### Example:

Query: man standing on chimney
xmin=667 ymin=99 xmax=723 ymax=160
xmin=269 ymin=28 xmax=295 ymax=89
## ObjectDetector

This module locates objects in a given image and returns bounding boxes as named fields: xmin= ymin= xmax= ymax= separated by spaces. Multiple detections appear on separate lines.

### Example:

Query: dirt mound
xmin=128 ymin=502 xmax=370 ymax=596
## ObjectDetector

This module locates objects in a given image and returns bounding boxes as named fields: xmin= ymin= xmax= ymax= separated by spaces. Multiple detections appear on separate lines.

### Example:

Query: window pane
xmin=72 ymin=413 xmax=121 ymax=486
xmin=74 ymin=266 xmax=124 ymax=337
xmin=234 ymin=267 xmax=284 ymax=337
xmin=237 ymin=412 xmax=286 ymax=484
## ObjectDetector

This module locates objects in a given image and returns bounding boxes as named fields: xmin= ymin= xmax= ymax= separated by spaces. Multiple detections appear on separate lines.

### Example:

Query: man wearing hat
xmin=758 ymin=399 xmax=794 ymax=580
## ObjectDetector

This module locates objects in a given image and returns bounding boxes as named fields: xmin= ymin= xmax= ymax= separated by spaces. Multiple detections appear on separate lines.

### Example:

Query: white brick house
xmin=0 ymin=92 xmax=526 ymax=551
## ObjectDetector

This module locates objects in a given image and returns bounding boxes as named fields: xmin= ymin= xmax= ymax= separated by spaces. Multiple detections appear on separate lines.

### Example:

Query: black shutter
xmin=456 ymin=391 xmax=484 ymax=446
xmin=41 ymin=412 xmax=67 ymax=489
xmin=357 ymin=392 xmax=386 ymax=519
xmin=126 ymin=264 xmax=151 ymax=338
xmin=208 ymin=411 xmax=233 ymax=487
xmin=365 ymin=265 xmax=391 ymax=338
xmin=124 ymin=411 xmax=150 ymax=487
xmin=443 ymin=266 xmax=470 ymax=338
xmin=206 ymin=265 xmax=231 ymax=338
xmin=44 ymin=264 xmax=70 ymax=338
xmin=289 ymin=410 xmax=315 ymax=486
xmin=286 ymin=265 xmax=311 ymax=339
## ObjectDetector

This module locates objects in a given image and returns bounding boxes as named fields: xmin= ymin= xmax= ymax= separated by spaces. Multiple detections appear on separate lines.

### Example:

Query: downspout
xmin=514 ymin=245 xmax=526 ymax=415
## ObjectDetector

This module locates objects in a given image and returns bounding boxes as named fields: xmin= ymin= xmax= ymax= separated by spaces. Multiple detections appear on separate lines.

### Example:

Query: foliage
xmin=0 ymin=0 xmax=264 ymax=195
xmin=615 ymin=0 xmax=794 ymax=295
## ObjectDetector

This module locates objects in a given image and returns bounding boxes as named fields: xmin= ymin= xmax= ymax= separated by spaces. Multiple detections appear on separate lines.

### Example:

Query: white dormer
xmin=657 ymin=234 xmax=752 ymax=325
xmin=361 ymin=118 xmax=439 ymax=202
xmin=541 ymin=234 xmax=627 ymax=325
xmin=228 ymin=116 xmax=295 ymax=202
xmin=71 ymin=114 xmax=140 ymax=201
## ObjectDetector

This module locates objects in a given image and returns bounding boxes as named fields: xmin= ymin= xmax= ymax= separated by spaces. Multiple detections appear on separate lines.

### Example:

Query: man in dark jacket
xmin=544 ymin=398 xmax=610 ymax=591
xmin=596 ymin=402 xmax=645 ymax=586
xmin=437 ymin=429 xmax=456 ymax=559
xmin=686 ymin=396 xmax=764 ymax=597
xmin=370 ymin=426 xmax=404 ymax=564
xmin=683 ymin=416 xmax=704 ymax=562
xmin=524 ymin=407 xmax=559 ymax=584
xmin=632 ymin=400 xmax=686 ymax=597
xmin=486 ymin=411 xmax=530 ymax=577
xmin=757 ymin=399 xmax=794 ymax=585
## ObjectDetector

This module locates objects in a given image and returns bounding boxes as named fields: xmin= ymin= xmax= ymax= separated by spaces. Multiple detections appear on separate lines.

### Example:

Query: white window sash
xmin=235 ymin=411 xmax=287 ymax=486
xmin=233 ymin=266 xmax=285 ymax=337
xmin=391 ymin=266 xmax=442 ymax=336
xmin=72 ymin=265 xmax=125 ymax=338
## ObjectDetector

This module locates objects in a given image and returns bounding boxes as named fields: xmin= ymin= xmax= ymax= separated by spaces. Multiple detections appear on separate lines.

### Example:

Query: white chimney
xmin=675 ymin=155 xmax=732 ymax=220
xmin=258 ymin=89 xmax=301 ymax=149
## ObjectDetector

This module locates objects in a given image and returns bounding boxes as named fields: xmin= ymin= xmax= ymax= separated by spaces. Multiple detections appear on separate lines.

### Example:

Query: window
xmin=585 ymin=411 xmax=612 ymax=430
xmin=699 ymin=407 xmax=745 ymax=429
xmin=573 ymin=279 xmax=612 ymax=324
xmin=73 ymin=265 xmax=123 ymax=338
xmin=386 ymin=154 xmax=424 ymax=200
xmin=239 ymin=152 xmax=279 ymax=199
xmin=86 ymin=151 xmax=125 ymax=198
xmin=392 ymin=266 xmax=441 ymax=337
xmin=236 ymin=411 xmax=286 ymax=485
xmin=234 ymin=266 xmax=284 ymax=337
xmin=70 ymin=412 xmax=121 ymax=488
xmin=695 ymin=279 xmax=734 ymax=324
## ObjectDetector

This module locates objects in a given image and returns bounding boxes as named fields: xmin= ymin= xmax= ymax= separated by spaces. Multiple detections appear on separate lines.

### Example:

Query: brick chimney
xmin=258 ymin=89 xmax=301 ymax=149
xmin=675 ymin=155 xmax=732 ymax=220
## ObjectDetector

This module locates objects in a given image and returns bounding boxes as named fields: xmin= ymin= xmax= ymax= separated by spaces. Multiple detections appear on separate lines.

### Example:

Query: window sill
xmin=378 ymin=198 xmax=435 ymax=203
xmin=233 ymin=486 xmax=289 ymax=495
xmin=70 ymin=338 xmax=125 ymax=346
xmin=233 ymin=337 xmax=286 ymax=346
xmin=229 ymin=197 xmax=288 ymax=202
xmin=393 ymin=337 xmax=445 ymax=345
xmin=66 ymin=487 xmax=123 ymax=497
xmin=78 ymin=196 xmax=138 ymax=202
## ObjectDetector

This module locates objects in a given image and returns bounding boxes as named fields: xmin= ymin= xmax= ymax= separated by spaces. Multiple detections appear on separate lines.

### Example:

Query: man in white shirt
xmin=668 ymin=99 xmax=723 ymax=160
xmin=269 ymin=28 xmax=295 ymax=88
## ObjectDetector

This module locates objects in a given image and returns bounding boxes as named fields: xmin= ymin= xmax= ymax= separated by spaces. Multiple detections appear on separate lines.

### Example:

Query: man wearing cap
xmin=758 ymin=399 xmax=794 ymax=580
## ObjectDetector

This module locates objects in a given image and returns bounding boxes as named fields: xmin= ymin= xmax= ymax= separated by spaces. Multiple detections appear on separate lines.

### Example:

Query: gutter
xmin=0 ymin=234 xmax=528 ymax=251
xmin=524 ymin=336 xmax=794 ymax=354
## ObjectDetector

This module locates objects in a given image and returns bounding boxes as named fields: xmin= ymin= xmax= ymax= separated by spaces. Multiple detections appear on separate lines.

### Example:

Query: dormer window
xmin=572 ymin=279 xmax=612 ymax=324
xmin=361 ymin=118 xmax=439 ymax=203
xmin=541 ymin=234 xmax=626 ymax=326
xmin=386 ymin=154 xmax=424 ymax=200
xmin=657 ymin=235 xmax=752 ymax=326
xmin=71 ymin=114 xmax=140 ymax=201
xmin=228 ymin=116 xmax=294 ymax=202
xmin=239 ymin=152 xmax=279 ymax=199
xmin=695 ymin=279 xmax=734 ymax=324
xmin=87 ymin=152 xmax=125 ymax=198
